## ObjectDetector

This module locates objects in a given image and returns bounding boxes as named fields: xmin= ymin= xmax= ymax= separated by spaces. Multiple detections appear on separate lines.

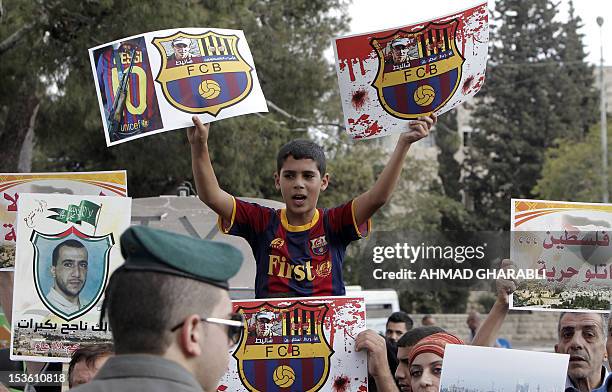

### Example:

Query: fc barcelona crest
xmin=234 ymin=302 xmax=333 ymax=392
xmin=31 ymin=226 xmax=114 ymax=321
xmin=371 ymin=20 xmax=464 ymax=119
xmin=152 ymin=31 xmax=254 ymax=115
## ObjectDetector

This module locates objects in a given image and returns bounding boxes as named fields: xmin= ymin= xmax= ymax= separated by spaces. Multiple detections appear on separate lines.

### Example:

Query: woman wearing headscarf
xmin=407 ymin=332 xmax=464 ymax=392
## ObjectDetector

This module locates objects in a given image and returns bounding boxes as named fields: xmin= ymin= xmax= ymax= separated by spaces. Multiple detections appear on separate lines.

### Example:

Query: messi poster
xmin=88 ymin=28 xmax=268 ymax=147
xmin=218 ymin=296 xmax=367 ymax=392
xmin=10 ymin=193 xmax=131 ymax=362
xmin=333 ymin=3 xmax=488 ymax=140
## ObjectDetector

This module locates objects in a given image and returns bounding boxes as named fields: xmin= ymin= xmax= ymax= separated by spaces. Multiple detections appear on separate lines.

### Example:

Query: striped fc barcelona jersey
xmin=95 ymin=40 xmax=162 ymax=141
xmin=220 ymin=197 xmax=370 ymax=298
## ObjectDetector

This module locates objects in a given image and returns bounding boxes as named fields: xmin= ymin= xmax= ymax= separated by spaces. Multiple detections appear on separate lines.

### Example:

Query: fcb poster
xmin=10 ymin=193 xmax=131 ymax=362
xmin=333 ymin=3 xmax=488 ymax=140
xmin=0 ymin=171 xmax=128 ymax=271
xmin=88 ymin=28 xmax=268 ymax=147
xmin=510 ymin=199 xmax=612 ymax=313
xmin=218 ymin=296 xmax=367 ymax=392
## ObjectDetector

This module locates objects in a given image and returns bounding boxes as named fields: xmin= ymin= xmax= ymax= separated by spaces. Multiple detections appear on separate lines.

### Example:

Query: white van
xmin=346 ymin=286 xmax=400 ymax=334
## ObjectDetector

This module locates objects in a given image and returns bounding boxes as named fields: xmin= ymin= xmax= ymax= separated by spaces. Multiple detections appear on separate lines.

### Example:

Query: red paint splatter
xmin=462 ymin=75 xmax=474 ymax=94
xmin=333 ymin=375 xmax=350 ymax=392
xmin=351 ymin=89 xmax=368 ymax=110
xmin=358 ymin=385 xmax=368 ymax=392
xmin=216 ymin=386 xmax=227 ymax=391
xmin=348 ymin=114 xmax=383 ymax=139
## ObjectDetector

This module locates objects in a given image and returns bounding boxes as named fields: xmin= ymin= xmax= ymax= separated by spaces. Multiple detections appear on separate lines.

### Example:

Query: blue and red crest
xmin=233 ymin=302 xmax=333 ymax=392
xmin=309 ymin=236 xmax=328 ymax=256
xmin=371 ymin=20 xmax=464 ymax=119
xmin=31 ymin=226 xmax=114 ymax=321
xmin=152 ymin=31 xmax=253 ymax=115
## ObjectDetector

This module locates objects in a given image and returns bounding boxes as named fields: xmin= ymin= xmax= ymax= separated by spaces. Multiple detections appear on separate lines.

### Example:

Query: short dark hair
xmin=104 ymin=270 xmax=221 ymax=355
xmin=276 ymin=139 xmax=326 ymax=175
xmin=387 ymin=311 xmax=414 ymax=331
xmin=52 ymin=239 xmax=86 ymax=266
xmin=68 ymin=343 xmax=114 ymax=387
xmin=397 ymin=326 xmax=445 ymax=348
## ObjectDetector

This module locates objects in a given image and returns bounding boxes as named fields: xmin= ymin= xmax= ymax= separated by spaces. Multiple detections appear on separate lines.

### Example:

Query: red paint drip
xmin=351 ymin=89 xmax=368 ymax=110
xmin=348 ymin=59 xmax=356 ymax=82
xmin=462 ymin=75 xmax=474 ymax=94
xmin=333 ymin=375 xmax=350 ymax=392
xmin=358 ymin=58 xmax=366 ymax=76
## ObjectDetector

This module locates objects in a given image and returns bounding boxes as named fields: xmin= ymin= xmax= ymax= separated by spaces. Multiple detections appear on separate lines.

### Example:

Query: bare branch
xmin=0 ymin=22 xmax=34 ymax=56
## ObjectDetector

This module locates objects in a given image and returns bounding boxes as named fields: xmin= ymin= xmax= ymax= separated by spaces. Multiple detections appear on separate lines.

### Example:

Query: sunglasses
xmin=171 ymin=313 xmax=245 ymax=346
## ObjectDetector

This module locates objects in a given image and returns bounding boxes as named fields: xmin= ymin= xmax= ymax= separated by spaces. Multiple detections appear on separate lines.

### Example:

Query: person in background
xmin=421 ymin=315 xmax=436 ymax=326
xmin=68 ymin=344 xmax=114 ymax=388
xmin=386 ymin=312 xmax=414 ymax=345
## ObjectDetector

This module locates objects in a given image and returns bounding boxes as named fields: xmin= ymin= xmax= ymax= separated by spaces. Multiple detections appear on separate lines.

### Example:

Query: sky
xmin=345 ymin=0 xmax=612 ymax=66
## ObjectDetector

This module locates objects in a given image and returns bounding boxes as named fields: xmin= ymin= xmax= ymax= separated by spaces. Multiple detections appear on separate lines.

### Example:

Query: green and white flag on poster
xmin=47 ymin=200 xmax=101 ymax=227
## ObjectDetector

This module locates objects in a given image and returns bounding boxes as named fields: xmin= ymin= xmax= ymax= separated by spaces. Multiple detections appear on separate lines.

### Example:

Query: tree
xmin=534 ymin=121 xmax=612 ymax=202
xmin=463 ymin=0 xmax=599 ymax=230
xmin=555 ymin=0 xmax=599 ymax=140
xmin=1 ymin=0 xmax=353 ymax=198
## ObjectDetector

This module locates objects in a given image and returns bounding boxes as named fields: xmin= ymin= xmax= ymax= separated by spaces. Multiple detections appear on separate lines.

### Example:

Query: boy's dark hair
xmin=387 ymin=311 xmax=414 ymax=331
xmin=68 ymin=343 xmax=114 ymax=387
xmin=52 ymin=239 xmax=86 ymax=266
xmin=104 ymin=270 xmax=220 ymax=355
xmin=397 ymin=326 xmax=445 ymax=348
xmin=276 ymin=139 xmax=326 ymax=175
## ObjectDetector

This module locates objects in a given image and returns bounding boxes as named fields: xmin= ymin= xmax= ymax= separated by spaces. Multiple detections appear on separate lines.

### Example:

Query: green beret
xmin=118 ymin=225 xmax=242 ymax=290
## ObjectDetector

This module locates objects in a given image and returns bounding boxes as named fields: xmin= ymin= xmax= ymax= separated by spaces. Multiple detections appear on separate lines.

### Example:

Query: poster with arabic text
xmin=218 ymin=296 xmax=367 ymax=392
xmin=10 ymin=193 xmax=131 ymax=362
xmin=333 ymin=2 xmax=488 ymax=140
xmin=89 ymin=28 xmax=268 ymax=147
xmin=510 ymin=198 xmax=612 ymax=312
xmin=0 ymin=171 xmax=127 ymax=271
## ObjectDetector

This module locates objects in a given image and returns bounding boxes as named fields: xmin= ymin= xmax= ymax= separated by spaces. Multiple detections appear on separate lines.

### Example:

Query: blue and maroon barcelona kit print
xmin=219 ymin=197 xmax=370 ymax=298
xmin=94 ymin=37 xmax=163 ymax=142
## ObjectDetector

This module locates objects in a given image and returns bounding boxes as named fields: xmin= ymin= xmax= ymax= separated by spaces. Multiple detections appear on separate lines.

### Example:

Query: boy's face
xmin=275 ymin=156 xmax=329 ymax=216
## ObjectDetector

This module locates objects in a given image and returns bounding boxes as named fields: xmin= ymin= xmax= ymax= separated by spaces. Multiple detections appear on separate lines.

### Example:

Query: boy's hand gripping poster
xmin=10 ymin=193 xmax=131 ymax=362
xmin=88 ymin=28 xmax=268 ymax=146
xmin=218 ymin=296 xmax=367 ymax=392
xmin=333 ymin=3 xmax=488 ymax=140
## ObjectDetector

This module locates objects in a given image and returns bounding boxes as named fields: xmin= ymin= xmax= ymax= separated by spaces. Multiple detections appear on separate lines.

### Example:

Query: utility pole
xmin=597 ymin=16 xmax=608 ymax=202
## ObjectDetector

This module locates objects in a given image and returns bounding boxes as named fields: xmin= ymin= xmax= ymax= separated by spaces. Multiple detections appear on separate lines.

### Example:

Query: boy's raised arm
xmin=188 ymin=116 xmax=234 ymax=222
xmin=353 ymin=114 xmax=436 ymax=226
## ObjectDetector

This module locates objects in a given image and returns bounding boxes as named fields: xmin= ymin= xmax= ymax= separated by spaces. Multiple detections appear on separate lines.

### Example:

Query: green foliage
xmin=0 ymin=0 xmax=351 ymax=196
xmin=463 ymin=0 xmax=599 ymax=230
xmin=534 ymin=120 xmax=612 ymax=202
xmin=399 ymin=289 xmax=469 ymax=314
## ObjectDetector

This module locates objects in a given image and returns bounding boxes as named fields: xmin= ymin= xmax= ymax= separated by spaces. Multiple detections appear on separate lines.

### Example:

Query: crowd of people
xmin=0 ymin=115 xmax=608 ymax=392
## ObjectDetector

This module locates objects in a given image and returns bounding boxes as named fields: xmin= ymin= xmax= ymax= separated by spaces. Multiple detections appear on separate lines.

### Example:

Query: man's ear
xmin=320 ymin=173 xmax=330 ymax=191
xmin=50 ymin=266 xmax=56 ymax=278
xmin=178 ymin=315 xmax=204 ymax=358
xmin=274 ymin=172 xmax=281 ymax=191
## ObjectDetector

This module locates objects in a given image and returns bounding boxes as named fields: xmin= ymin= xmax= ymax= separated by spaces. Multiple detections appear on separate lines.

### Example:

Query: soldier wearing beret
xmin=70 ymin=226 xmax=244 ymax=392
